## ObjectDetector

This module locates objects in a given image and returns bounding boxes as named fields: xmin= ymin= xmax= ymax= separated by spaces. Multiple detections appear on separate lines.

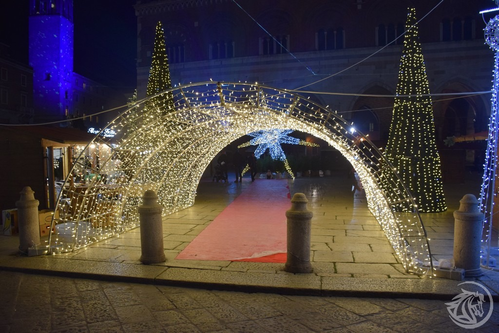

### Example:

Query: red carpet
xmin=176 ymin=179 xmax=290 ymax=263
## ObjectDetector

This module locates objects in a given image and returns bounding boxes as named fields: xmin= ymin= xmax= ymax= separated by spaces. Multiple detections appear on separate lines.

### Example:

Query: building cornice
xmin=135 ymin=0 xmax=230 ymax=15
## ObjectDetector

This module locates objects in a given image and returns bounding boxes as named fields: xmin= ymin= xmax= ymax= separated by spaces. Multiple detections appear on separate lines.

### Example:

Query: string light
xmin=146 ymin=21 xmax=175 ymax=114
xmin=382 ymin=8 xmax=447 ymax=213
xmin=46 ymin=80 xmax=434 ymax=275
xmin=44 ymin=14 xmax=435 ymax=275
xmin=479 ymin=12 xmax=499 ymax=267
xmin=238 ymin=129 xmax=319 ymax=179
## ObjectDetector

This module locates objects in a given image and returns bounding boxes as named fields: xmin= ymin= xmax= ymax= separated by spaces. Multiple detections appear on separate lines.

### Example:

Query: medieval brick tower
xmin=29 ymin=0 xmax=74 ymax=121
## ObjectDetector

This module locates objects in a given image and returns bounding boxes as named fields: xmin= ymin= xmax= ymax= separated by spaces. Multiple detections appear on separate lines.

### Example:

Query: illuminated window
xmin=83 ymin=82 xmax=86 ymax=89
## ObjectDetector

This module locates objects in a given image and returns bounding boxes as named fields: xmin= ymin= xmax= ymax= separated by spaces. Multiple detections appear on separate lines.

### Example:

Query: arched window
xmin=317 ymin=29 xmax=326 ymax=50
xmin=387 ymin=24 xmax=395 ymax=44
xmin=211 ymin=42 xmax=219 ymax=59
xmin=168 ymin=45 xmax=185 ymax=63
xmin=219 ymin=41 xmax=226 ymax=58
xmin=277 ymin=35 xmax=287 ymax=54
xmin=452 ymin=18 xmax=462 ymax=41
xmin=336 ymin=28 xmax=344 ymax=49
xmin=396 ymin=23 xmax=404 ymax=44
xmin=463 ymin=17 xmax=473 ymax=40
xmin=442 ymin=19 xmax=451 ymax=41
xmin=227 ymin=41 xmax=234 ymax=58
xmin=377 ymin=24 xmax=386 ymax=46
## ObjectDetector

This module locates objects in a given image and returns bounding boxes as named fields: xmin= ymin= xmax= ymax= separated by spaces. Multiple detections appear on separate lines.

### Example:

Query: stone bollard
xmin=453 ymin=194 xmax=484 ymax=277
xmin=15 ymin=186 xmax=40 ymax=254
xmin=138 ymin=190 xmax=166 ymax=264
xmin=285 ymin=193 xmax=313 ymax=273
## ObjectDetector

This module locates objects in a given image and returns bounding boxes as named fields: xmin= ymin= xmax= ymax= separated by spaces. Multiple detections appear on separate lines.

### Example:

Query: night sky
xmin=0 ymin=0 xmax=137 ymax=94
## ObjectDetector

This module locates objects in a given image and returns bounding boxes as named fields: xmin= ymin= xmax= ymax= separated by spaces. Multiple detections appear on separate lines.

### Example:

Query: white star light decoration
xmin=238 ymin=129 xmax=319 ymax=179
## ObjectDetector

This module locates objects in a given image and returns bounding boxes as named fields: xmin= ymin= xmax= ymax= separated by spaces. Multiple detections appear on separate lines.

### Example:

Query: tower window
xmin=45 ymin=73 xmax=51 ymax=81
xmin=21 ymin=74 xmax=27 ymax=87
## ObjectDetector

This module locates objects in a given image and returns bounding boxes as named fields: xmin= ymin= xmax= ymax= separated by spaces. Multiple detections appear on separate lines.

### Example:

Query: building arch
xmin=349 ymin=83 xmax=395 ymax=144
xmin=49 ymin=82 xmax=433 ymax=275
xmin=433 ymin=79 xmax=489 ymax=141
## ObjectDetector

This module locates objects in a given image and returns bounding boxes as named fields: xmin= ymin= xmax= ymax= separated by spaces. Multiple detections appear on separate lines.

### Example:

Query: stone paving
xmin=0 ymin=270 xmax=497 ymax=333
xmin=0 ymin=171 xmax=498 ymax=299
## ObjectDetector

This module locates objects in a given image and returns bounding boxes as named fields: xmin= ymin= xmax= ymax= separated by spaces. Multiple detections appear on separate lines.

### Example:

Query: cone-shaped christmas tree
xmin=384 ymin=8 xmax=446 ymax=213
xmin=146 ymin=21 xmax=174 ymax=113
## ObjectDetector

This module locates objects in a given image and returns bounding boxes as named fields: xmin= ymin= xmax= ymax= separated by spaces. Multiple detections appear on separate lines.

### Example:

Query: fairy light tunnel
xmin=49 ymin=81 xmax=433 ymax=275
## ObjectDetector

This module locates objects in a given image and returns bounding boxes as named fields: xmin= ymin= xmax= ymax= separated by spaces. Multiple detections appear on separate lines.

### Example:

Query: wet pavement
xmin=0 ymin=171 xmax=498 ymax=331
xmin=0 ymin=270 xmax=497 ymax=332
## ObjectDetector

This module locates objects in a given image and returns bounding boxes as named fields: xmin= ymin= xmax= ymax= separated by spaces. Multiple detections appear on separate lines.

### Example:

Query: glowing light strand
xmin=382 ymin=8 xmax=446 ymax=213
xmin=238 ymin=129 xmax=319 ymax=179
xmin=47 ymin=81 xmax=433 ymax=276
xmin=479 ymin=12 xmax=499 ymax=268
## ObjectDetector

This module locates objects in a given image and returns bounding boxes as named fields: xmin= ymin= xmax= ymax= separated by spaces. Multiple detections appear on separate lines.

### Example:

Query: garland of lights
xmin=479 ymin=14 xmax=499 ymax=267
xmin=146 ymin=21 xmax=175 ymax=113
xmin=238 ymin=129 xmax=319 ymax=179
xmin=46 ymin=81 xmax=434 ymax=276
xmin=382 ymin=8 xmax=446 ymax=213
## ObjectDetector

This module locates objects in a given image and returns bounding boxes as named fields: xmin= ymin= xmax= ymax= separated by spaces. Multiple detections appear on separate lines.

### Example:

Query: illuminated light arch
xmin=49 ymin=82 xmax=433 ymax=275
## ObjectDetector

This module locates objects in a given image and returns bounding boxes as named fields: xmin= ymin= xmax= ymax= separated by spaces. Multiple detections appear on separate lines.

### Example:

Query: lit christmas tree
xmin=383 ymin=8 xmax=446 ymax=213
xmin=146 ymin=21 xmax=174 ymax=113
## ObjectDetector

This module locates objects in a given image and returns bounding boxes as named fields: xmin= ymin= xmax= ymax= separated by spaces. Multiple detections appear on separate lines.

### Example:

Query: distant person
xmin=217 ymin=151 xmax=229 ymax=181
xmin=233 ymin=149 xmax=245 ymax=182
xmin=248 ymin=153 xmax=257 ymax=181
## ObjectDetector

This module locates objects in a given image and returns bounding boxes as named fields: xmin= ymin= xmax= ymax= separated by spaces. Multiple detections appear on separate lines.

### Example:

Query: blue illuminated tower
xmin=29 ymin=0 xmax=74 ymax=121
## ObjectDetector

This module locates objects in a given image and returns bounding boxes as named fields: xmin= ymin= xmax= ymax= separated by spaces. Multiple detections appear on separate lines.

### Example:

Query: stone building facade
xmin=134 ymin=0 xmax=493 ymax=172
